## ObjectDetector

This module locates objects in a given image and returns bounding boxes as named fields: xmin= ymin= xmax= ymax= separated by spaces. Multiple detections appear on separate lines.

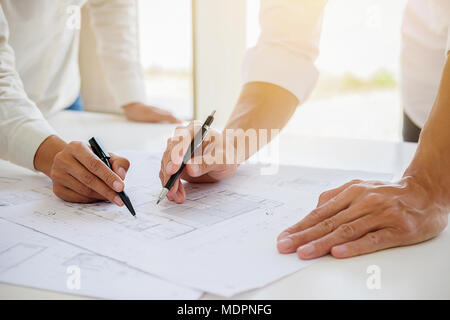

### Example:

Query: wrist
xmin=34 ymin=135 xmax=67 ymax=177
xmin=403 ymin=160 xmax=450 ymax=209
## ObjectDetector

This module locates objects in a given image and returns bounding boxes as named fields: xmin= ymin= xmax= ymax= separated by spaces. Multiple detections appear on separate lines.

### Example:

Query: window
xmin=138 ymin=0 xmax=194 ymax=120
xmin=246 ymin=0 xmax=408 ymax=142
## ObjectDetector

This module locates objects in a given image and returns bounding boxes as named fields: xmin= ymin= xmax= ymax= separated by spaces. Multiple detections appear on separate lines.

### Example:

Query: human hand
xmin=277 ymin=177 xmax=448 ymax=259
xmin=49 ymin=141 xmax=130 ymax=204
xmin=123 ymin=102 xmax=181 ymax=124
xmin=159 ymin=121 xmax=239 ymax=203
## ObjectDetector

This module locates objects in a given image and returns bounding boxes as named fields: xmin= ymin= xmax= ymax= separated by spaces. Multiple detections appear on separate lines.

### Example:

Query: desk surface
xmin=1 ymin=111 xmax=449 ymax=299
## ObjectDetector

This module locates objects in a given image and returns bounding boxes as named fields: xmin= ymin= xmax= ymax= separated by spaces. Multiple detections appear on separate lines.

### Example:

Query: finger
xmin=63 ymin=157 xmax=124 ymax=206
xmin=70 ymin=142 xmax=124 ymax=193
xmin=171 ymin=181 xmax=186 ymax=204
xmin=62 ymin=172 xmax=106 ymax=200
xmin=165 ymin=160 xmax=181 ymax=176
xmin=109 ymin=153 xmax=130 ymax=180
xmin=278 ymin=201 xmax=376 ymax=253
xmin=162 ymin=137 xmax=184 ymax=175
xmin=185 ymin=151 xmax=220 ymax=178
xmin=316 ymin=179 xmax=362 ymax=207
xmin=331 ymin=228 xmax=396 ymax=259
xmin=53 ymin=184 xmax=98 ymax=204
xmin=278 ymin=186 xmax=357 ymax=240
xmin=167 ymin=177 xmax=181 ymax=198
xmin=296 ymin=215 xmax=380 ymax=259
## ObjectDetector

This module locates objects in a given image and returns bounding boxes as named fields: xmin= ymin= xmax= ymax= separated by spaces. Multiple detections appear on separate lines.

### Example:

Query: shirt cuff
xmin=242 ymin=45 xmax=319 ymax=103
xmin=9 ymin=119 xmax=57 ymax=171
xmin=447 ymin=26 xmax=450 ymax=55
xmin=112 ymin=75 xmax=148 ymax=110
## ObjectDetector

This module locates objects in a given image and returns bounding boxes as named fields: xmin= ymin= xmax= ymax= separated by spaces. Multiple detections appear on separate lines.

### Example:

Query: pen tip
xmin=210 ymin=110 xmax=216 ymax=117
xmin=156 ymin=199 xmax=161 ymax=205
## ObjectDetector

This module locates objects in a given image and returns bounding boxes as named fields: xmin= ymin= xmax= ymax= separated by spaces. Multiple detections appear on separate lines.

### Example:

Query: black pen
xmin=157 ymin=110 xmax=216 ymax=205
xmin=89 ymin=137 xmax=136 ymax=218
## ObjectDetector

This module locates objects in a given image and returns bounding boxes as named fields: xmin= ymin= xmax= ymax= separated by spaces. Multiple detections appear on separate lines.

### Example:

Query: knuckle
xmin=399 ymin=217 xmax=418 ymax=235
xmin=326 ymin=197 xmax=337 ymax=207
xmin=83 ymin=187 xmax=96 ymax=199
xmin=53 ymin=152 xmax=66 ymax=167
xmin=318 ymin=192 xmax=328 ymax=202
xmin=81 ymin=172 xmax=95 ymax=185
xmin=87 ymin=158 xmax=102 ymax=172
xmin=364 ymin=193 xmax=383 ymax=205
xmin=347 ymin=184 xmax=361 ymax=193
xmin=367 ymin=233 xmax=380 ymax=246
xmin=319 ymin=218 xmax=336 ymax=233
xmin=104 ymin=172 xmax=117 ymax=186
xmin=104 ymin=190 xmax=116 ymax=201
xmin=68 ymin=141 xmax=83 ymax=150
xmin=385 ymin=206 xmax=401 ymax=218
xmin=50 ymin=170 xmax=62 ymax=181
xmin=309 ymin=209 xmax=322 ymax=220
xmin=338 ymin=224 xmax=355 ymax=239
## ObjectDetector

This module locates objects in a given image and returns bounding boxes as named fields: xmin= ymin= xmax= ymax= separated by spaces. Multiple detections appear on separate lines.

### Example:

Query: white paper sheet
xmin=0 ymin=151 xmax=392 ymax=297
xmin=0 ymin=219 xmax=201 ymax=299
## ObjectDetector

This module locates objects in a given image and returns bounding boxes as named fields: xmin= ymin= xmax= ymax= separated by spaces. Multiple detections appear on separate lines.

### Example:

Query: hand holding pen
xmin=158 ymin=111 xmax=238 ymax=204
xmin=49 ymin=139 xmax=131 ymax=207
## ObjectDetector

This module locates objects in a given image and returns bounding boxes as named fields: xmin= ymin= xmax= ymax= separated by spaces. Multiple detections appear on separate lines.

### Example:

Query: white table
xmin=1 ymin=110 xmax=449 ymax=299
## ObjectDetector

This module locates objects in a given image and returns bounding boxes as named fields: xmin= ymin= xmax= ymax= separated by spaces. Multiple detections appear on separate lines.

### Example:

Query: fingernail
xmin=113 ymin=181 xmax=123 ymax=192
xmin=298 ymin=243 xmax=315 ymax=257
xmin=277 ymin=238 xmax=294 ymax=252
xmin=333 ymin=245 xmax=347 ymax=257
xmin=278 ymin=232 xmax=290 ymax=240
xmin=114 ymin=196 xmax=124 ymax=206
xmin=118 ymin=167 xmax=126 ymax=178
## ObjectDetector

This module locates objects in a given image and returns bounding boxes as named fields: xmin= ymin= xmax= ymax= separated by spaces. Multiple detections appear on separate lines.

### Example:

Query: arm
xmin=159 ymin=0 xmax=326 ymax=203
xmin=87 ymin=0 xmax=180 ymax=123
xmin=404 ymin=56 xmax=450 ymax=208
xmin=0 ymin=6 xmax=58 ymax=171
xmin=277 ymin=56 xmax=450 ymax=260
xmin=0 ymin=6 xmax=130 ymax=205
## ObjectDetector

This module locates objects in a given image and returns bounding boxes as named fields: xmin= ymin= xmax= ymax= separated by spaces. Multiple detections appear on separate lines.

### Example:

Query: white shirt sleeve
xmin=242 ymin=0 xmax=326 ymax=103
xmin=447 ymin=27 xmax=450 ymax=55
xmin=0 ymin=6 xmax=56 ymax=170
xmin=428 ymin=0 xmax=450 ymax=55
xmin=87 ymin=0 xmax=147 ymax=110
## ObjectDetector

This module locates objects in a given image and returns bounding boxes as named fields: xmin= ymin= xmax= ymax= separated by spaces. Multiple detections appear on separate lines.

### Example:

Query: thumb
xmin=185 ymin=156 xmax=216 ymax=178
xmin=109 ymin=153 xmax=130 ymax=180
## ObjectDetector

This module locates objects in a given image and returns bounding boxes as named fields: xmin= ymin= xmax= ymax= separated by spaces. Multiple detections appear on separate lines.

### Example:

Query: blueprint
xmin=0 ymin=151 xmax=392 ymax=297
xmin=0 ymin=219 xmax=201 ymax=299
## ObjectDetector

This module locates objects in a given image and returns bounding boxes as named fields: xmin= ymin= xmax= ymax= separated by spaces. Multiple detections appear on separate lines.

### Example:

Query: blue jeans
xmin=66 ymin=94 xmax=84 ymax=111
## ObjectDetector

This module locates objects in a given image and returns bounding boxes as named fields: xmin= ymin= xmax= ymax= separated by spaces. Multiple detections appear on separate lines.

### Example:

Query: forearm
xmin=224 ymin=82 xmax=299 ymax=161
xmin=404 ymin=57 xmax=450 ymax=208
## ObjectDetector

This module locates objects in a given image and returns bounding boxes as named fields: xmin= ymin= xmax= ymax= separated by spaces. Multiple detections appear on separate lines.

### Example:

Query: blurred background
xmin=137 ymin=0 xmax=408 ymax=142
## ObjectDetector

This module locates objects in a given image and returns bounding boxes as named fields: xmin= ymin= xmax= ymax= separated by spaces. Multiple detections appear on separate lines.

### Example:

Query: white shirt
xmin=243 ymin=0 xmax=450 ymax=129
xmin=0 ymin=0 xmax=146 ymax=170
